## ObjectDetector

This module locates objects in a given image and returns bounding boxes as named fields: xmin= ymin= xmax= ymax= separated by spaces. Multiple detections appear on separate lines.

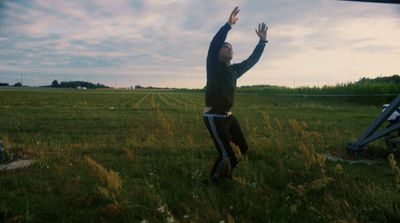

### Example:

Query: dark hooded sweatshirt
xmin=205 ymin=23 xmax=266 ymax=113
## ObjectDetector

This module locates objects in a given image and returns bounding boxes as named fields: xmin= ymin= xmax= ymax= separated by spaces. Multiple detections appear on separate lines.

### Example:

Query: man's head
xmin=219 ymin=42 xmax=233 ymax=63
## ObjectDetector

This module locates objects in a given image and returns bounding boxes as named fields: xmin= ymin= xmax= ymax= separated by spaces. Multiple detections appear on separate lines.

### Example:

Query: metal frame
xmin=339 ymin=0 xmax=400 ymax=4
xmin=348 ymin=95 xmax=400 ymax=153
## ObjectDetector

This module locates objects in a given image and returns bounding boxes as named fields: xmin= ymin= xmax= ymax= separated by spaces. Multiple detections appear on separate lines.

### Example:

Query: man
xmin=203 ymin=6 xmax=268 ymax=184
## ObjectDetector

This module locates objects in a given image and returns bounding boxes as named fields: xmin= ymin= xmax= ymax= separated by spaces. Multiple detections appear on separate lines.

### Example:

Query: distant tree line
xmin=50 ymin=80 xmax=109 ymax=89
xmin=0 ymin=82 xmax=23 ymax=87
xmin=237 ymin=74 xmax=400 ymax=104
xmin=238 ymin=74 xmax=400 ymax=95
xmin=357 ymin=75 xmax=400 ymax=84
xmin=133 ymin=85 xmax=197 ymax=91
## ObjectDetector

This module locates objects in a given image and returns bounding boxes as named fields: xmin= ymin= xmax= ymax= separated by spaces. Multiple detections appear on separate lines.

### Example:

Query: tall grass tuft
xmin=262 ymin=112 xmax=273 ymax=132
xmin=387 ymin=153 xmax=400 ymax=190
xmin=1 ymin=135 xmax=12 ymax=152
xmin=289 ymin=118 xmax=305 ymax=136
xmin=123 ymin=148 xmax=134 ymax=161
xmin=298 ymin=142 xmax=326 ymax=172
xmin=156 ymin=108 xmax=174 ymax=136
xmin=84 ymin=156 xmax=123 ymax=201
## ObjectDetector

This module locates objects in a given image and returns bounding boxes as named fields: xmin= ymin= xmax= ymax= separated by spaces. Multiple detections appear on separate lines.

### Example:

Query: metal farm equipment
xmin=347 ymin=95 xmax=400 ymax=155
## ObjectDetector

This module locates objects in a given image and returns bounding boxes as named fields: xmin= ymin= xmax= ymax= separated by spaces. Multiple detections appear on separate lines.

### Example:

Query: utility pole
xmin=21 ymin=69 xmax=24 ymax=85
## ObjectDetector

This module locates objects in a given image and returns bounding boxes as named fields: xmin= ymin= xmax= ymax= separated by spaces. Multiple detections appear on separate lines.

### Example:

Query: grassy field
xmin=0 ymin=87 xmax=399 ymax=222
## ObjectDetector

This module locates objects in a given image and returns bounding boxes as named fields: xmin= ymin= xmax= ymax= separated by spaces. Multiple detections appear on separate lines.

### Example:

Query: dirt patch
xmin=0 ymin=160 xmax=36 ymax=171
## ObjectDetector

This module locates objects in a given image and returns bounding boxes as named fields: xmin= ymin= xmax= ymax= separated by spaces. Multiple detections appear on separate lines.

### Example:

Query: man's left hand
xmin=255 ymin=23 xmax=268 ymax=42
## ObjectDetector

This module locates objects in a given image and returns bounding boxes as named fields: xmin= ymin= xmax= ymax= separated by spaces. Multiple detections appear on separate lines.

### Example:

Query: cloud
xmin=0 ymin=0 xmax=399 ymax=87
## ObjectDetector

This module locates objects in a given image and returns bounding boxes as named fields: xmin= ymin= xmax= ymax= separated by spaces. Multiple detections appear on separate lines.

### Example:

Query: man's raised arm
xmin=207 ymin=7 xmax=239 ymax=61
xmin=233 ymin=22 xmax=268 ymax=78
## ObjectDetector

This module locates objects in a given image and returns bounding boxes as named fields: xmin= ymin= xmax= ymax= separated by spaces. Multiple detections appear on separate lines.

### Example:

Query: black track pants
xmin=203 ymin=112 xmax=248 ymax=179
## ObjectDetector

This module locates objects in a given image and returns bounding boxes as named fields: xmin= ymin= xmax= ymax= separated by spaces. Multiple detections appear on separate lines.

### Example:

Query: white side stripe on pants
xmin=207 ymin=116 xmax=227 ymax=158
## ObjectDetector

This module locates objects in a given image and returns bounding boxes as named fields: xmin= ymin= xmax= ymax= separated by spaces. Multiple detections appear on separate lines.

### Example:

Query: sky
xmin=0 ymin=0 xmax=399 ymax=88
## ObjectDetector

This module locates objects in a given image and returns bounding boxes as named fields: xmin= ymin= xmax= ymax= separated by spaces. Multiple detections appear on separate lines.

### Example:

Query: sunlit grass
xmin=0 ymin=88 xmax=399 ymax=222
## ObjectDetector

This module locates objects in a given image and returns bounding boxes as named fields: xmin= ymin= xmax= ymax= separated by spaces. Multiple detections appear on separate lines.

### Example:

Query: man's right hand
xmin=228 ymin=6 xmax=239 ymax=26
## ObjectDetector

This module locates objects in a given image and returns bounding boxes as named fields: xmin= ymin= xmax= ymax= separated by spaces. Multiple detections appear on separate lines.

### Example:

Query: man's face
xmin=219 ymin=43 xmax=233 ymax=61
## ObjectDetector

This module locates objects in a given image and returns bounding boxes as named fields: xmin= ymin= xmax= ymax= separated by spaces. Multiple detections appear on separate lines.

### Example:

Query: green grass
xmin=0 ymin=88 xmax=399 ymax=222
